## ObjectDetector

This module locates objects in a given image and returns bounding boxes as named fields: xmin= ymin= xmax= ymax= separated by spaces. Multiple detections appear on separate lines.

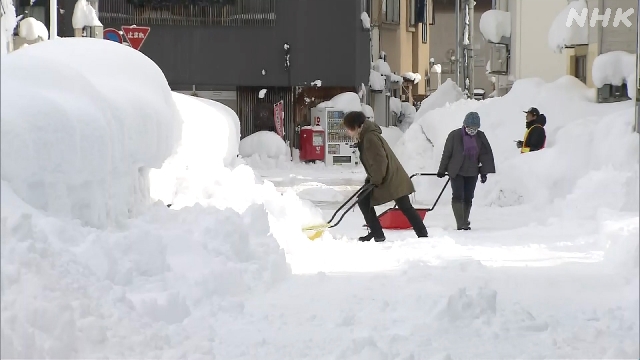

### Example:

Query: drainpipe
xmin=49 ymin=0 xmax=57 ymax=39
xmin=455 ymin=0 xmax=460 ymax=87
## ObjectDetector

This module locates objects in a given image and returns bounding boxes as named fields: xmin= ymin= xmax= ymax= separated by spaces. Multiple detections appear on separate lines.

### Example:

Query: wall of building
xmin=60 ymin=0 xmax=369 ymax=88
xmin=508 ymin=0 xmax=568 ymax=83
xmin=430 ymin=0 xmax=493 ymax=95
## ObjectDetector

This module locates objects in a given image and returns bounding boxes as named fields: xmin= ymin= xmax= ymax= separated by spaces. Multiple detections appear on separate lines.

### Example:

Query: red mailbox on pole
xmin=299 ymin=126 xmax=325 ymax=163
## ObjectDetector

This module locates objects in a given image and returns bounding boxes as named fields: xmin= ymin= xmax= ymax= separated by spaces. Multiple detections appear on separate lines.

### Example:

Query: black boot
xmin=463 ymin=201 xmax=472 ymax=230
xmin=358 ymin=233 xmax=386 ymax=242
xmin=452 ymin=200 xmax=466 ymax=230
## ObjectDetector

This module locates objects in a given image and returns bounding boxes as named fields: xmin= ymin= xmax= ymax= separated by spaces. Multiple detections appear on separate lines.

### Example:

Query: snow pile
xmin=591 ymin=51 xmax=636 ymax=88
xmin=1 ymin=38 xmax=182 ymax=228
xmin=395 ymin=76 xmax=638 ymax=220
xmin=402 ymin=72 xmax=422 ymax=84
xmin=390 ymin=97 xmax=402 ymax=115
xmin=362 ymin=103 xmax=375 ymax=120
xmin=317 ymin=91 xmax=371 ymax=114
xmin=416 ymin=78 xmax=465 ymax=120
xmin=0 ymin=0 xmax=17 ymax=55
xmin=239 ymin=131 xmax=289 ymax=159
xmin=18 ymin=17 xmax=48 ymax=41
xmin=548 ymin=0 xmax=588 ymax=53
xmin=397 ymin=102 xmax=417 ymax=132
xmin=373 ymin=59 xmax=403 ymax=83
xmin=72 ymin=0 xmax=102 ymax=29
xmin=361 ymin=12 xmax=371 ymax=29
xmin=381 ymin=126 xmax=404 ymax=146
xmin=370 ymin=70 xmax=386 ymax=91
xmin=296 ymin=183 xmax=345 ymax=203
xmin=149 ymin=92 xmax=240 ymax=205
xmin=479 ymin=9 xmax=511 ymax=43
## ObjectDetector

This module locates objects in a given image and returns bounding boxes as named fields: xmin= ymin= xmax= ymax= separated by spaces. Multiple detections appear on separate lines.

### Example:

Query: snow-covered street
xmin=1 ymin=22 xmax=639 ymax=360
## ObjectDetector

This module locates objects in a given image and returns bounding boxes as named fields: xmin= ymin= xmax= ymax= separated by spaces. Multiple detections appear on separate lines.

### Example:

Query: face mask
xmin=465 ymin=126 xmax=478 ymax=136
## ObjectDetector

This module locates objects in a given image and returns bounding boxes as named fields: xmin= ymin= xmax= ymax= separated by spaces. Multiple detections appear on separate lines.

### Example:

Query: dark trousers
xmin=450 ymin=175 xmax=478 ymax=204
xmin=357 ymin=192 xmax=428 ymax=237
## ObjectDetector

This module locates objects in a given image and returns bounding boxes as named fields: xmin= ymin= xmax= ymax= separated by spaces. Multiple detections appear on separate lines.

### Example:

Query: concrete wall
xmin=59 ymin=0 xmax=369 ymax=88
xmin=509 ymin=0 xmax=568 ymax=83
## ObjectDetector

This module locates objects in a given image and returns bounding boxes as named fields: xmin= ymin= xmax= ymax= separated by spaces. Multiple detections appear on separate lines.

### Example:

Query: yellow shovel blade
xmin=302 ymin=223 xmax=329 ymax=241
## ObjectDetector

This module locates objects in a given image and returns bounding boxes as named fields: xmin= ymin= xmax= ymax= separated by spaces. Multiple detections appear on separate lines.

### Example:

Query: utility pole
xmin=49 ymin=0 xmax=57 ymax=39
xmin=455 ymin=0 xmax=460 ymax=86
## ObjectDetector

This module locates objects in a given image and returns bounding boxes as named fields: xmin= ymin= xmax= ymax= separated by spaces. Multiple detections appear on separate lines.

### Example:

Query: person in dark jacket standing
xmin=343 ymin=111 xmax=429 ymax=242
xmin=437 ymin=111 xmax=496 ymax=230
xmin=516 ymin=107 xmax=547 ymax=153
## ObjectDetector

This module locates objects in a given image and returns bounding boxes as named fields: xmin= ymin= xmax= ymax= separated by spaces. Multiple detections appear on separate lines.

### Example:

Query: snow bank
xmin=548 ymin=0 xmax=588 ymax=53
xmin=0 ymin=0 xmax=17 ymax=55
xmin=149 ymin=93 xmax=240 ymax=205
xmin=479 ymin=10 xmax=511 ymax=43
xmin=18 ymin=17 xmax=48 ymax=41
xmin=592 ymin=51 xmax=636 ymax=88
xmin=381 ymin=126 xmax=404 ymax=146
xmin=0 ymin=38 xmax=182 ymax=228
xmin=239 ymin=131 xmax=289 ymax=159
xmin=415 ymin=79 xmax=465 ymax=120
xmin=296 ymin=183 xmax=345 ymax=203
xmin=360 ymin=12 xmax=371 ymax=29
xmin=72 ymin=0 xmax=102 ymax=29
xmin=395 ymin=76 xmax=638 ymax=219
xmin=317 ymin=92 xmax=362 ymax=112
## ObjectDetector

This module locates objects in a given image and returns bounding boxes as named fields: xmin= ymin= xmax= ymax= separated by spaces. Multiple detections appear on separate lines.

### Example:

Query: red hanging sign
xmin=273 ymin=101 xmax=285 ymax=138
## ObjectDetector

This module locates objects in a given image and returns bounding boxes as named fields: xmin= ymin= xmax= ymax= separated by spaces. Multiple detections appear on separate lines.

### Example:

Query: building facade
xmin=38 ymin=0 xmax=370 ymax=147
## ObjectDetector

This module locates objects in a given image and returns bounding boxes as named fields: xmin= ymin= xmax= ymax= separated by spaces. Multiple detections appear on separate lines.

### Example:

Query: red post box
xmin=299 ymin=126 xmax=325 ymax=163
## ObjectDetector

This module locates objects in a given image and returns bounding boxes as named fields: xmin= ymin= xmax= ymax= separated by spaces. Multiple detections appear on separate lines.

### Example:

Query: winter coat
xmin=522 ymin=114 xmax=547 ymax=153
xmin=438 ymin=128 xmax=496 ymax=178
xmin=358 ymin=121 xmax=415 ymax=206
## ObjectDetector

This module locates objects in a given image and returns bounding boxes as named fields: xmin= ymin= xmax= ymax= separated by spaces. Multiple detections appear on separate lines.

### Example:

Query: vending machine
xmin=310 ymin=107 xmax=359 ymax=166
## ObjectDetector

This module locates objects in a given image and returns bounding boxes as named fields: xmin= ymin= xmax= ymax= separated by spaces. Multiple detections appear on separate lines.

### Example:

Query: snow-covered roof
xmin=72 ymin=0 xmax=102 ymax=29
xmin=479 ymin=10 xmax=511 ymax=43
xmin=591 ymin=51 xmax=636 ymax=88
xmin=18 ymin=17 xmax=48 ymax=41
xmin=548 ymin=0 xmax=588 ymax=53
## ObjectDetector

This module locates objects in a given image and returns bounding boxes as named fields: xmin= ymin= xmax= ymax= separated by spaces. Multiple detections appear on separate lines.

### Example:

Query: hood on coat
xmin=359 ymin=119 xmax=383 ymax=138
xmin=527 ymin=114 xmax=547 ymax=128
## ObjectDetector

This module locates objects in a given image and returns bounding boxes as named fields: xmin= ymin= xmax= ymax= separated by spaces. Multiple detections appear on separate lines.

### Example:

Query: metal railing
xmin=99 ymin=0 xmax=276 ymax=26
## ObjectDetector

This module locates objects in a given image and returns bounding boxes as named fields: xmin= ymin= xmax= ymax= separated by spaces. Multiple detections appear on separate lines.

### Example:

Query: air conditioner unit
xmin=597 ymin=83 xmax=631 ymax=103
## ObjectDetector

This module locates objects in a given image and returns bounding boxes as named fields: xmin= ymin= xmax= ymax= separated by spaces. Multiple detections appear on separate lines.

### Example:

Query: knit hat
xmin=463 ymin=111 xmax=480 ymax=128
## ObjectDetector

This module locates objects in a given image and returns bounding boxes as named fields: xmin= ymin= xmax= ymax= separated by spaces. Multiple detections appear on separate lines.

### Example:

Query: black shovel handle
xmin=326 ymin=184 xmax=374 ymax=229
xmin=399 ymin=173 xmax=451 ymax=212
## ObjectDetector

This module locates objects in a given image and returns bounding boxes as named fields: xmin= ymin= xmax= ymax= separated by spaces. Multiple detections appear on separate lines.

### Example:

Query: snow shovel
xmin=302 ymin=184 xmax=374 ymax=240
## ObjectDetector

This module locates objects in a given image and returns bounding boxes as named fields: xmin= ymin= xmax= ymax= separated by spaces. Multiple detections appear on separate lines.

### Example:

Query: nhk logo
xmin=566 ymin=7 xmax=635 ymax=27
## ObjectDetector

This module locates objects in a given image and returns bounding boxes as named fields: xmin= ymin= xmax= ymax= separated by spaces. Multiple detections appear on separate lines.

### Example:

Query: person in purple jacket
xmin=437 ymin=112 xmax=496 ymax=230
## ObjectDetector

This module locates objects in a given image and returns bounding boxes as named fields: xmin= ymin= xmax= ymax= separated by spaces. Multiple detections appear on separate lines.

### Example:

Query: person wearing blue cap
xmin=437 ymin=111 xmax=496 ymax=230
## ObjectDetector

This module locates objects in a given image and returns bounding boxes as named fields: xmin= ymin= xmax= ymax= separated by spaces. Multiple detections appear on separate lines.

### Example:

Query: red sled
xmin=365 ymin=173 xmax=450 ymax=230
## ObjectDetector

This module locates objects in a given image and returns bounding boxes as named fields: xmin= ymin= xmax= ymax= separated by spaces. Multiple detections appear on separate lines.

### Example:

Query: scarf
xmin=462 ymin=127 xmax=479 ymax=159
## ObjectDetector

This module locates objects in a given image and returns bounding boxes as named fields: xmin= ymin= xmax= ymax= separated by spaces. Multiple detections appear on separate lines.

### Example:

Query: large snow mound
xmin=416 ymin=79 xmax=465 ymax=120
xmin=240 ymin=131 xmax=289 ymax=159
xmin=149 ymin=92 xmax=240 ymax=206
xmin=0 ymin=37 xmax=182 ymax=228
xmin=548 ymin=0 xmax=588 ymax=53
xmin=396 ymin=76 xmax=638 ymax=216
xmin=479 ymin=10 xmax=511 ymax=43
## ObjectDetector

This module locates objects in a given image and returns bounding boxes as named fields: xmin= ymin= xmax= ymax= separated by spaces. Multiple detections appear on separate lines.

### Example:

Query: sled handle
xmin=326 ymin=184 xmax=374 ymax=228
xmin=406 ymin=173 xmax=451 ymax=212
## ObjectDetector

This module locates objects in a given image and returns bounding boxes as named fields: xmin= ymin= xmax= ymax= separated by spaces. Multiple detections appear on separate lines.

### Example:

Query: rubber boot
xmin=451 ymin=200 xmax=466 ymax=230
xmin=462 ymin=201 xmax=472 ymax=230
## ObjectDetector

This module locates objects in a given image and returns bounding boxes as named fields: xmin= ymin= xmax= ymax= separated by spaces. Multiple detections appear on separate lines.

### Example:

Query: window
xmin=100 ymin=0 xmax=276 ymax=26
xmin=421 ymin=2 xmax=428 ymax=43
xmin=574 ymin=55 xmax=587 ymax=84
xmin=383 ymin=0 xmax=400 ymax=24
xmin=408 ymin=0 xmax=415 ymax=27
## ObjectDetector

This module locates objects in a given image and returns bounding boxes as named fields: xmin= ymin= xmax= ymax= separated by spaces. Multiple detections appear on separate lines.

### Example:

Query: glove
xmin=480 ymin=174 xmax=487 ymax=183
xmin=436 ymin=172 xmax=446 ymax=179
xmin=516 ymin=140 xmax=523 ymax=149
